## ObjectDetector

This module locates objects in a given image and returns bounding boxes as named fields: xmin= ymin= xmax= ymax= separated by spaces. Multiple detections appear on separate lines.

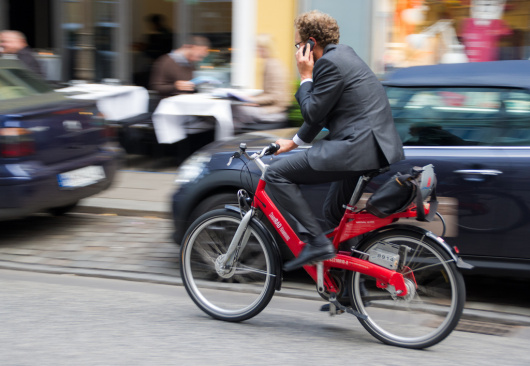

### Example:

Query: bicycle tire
xmin=347 ymin=228 xmax=465 ymax=349
xmin=180 ymin=208 xmax=278 ymax=322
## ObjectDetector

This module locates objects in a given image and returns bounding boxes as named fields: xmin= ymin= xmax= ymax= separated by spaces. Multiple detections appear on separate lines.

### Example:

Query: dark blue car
xmin=171 ymin=60 xmax=530 ymax=277
xmin=0 ymin=58 xmax=120 ymax=219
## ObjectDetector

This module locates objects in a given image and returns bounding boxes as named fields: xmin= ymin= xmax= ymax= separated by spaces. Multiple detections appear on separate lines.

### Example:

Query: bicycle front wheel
xmin=180 ymin=209 xmax=278 ymax=322
xmin=348 ymin=228 xmax=465 ymax=349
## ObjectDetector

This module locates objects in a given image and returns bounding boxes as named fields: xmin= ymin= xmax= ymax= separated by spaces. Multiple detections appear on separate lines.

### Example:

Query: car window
xmin=499 ymin=91 xmax=530 ymax=145
xmin=0 ymin=67 xmax=54 ymax=101
xmin=386 ymin=87 xmax=530 ymax=147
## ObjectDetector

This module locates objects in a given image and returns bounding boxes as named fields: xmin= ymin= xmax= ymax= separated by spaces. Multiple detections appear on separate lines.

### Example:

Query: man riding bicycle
xmin=265 ymin=10 xmax=404 ymax=271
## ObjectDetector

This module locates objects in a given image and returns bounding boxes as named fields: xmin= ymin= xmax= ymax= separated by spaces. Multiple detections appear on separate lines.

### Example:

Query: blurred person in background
xmin=0 ymin=30 xmax=43 ymax=77
xmin=149 ymin=35 xmax=210 ymax=98
xmin=132 ymin=14 xmax=174 ymax=88
xmin=143 ymin=14 xmax=173 ymax=62
xmin=232 ymin=34 xmax=291 ymax=129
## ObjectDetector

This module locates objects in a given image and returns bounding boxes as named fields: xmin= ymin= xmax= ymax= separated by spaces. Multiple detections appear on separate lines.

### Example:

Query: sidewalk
xmin=3 ymin=169 xmax=530 ymax=330
xmin=76 ymin=170 xmax=176 ymax=218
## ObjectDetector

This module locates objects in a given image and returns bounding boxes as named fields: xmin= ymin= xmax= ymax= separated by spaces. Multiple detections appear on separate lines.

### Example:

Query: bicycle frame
xmin=251 ymin=178 xmax=427 ymax=297
xmin=227 ymin=144 xmax=432 ymax=298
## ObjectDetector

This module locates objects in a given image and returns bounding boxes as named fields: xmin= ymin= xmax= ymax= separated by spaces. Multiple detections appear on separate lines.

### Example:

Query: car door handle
xmin=454 ymin=169 xmax=503 ymax=176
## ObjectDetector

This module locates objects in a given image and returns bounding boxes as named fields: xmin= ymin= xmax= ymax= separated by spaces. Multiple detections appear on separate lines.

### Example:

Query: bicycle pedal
xmin=319 ymin=303 xmax=344 ymax=316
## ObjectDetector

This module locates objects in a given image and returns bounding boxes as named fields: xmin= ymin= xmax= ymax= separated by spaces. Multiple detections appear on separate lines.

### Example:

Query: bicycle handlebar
xmin=227 ymin=142 xmax=279 ymax=166
xmin=264 ymin=143 xmax=280 ymax=156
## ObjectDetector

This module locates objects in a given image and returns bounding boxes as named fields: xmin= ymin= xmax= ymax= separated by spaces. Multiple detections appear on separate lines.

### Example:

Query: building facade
xmin=1 ymin=1 xmax=529 ymax=87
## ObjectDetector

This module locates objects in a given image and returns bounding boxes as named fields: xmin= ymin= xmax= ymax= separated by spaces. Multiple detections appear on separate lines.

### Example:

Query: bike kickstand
xmin=328 ymin=294 xmax=368 ymax=320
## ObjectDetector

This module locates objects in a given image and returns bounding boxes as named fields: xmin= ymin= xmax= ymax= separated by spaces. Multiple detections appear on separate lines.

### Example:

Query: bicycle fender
xmin=224 ymin=205 xmax=284 ymax=290
xmin=358 ymin=224 xmax=474 ymax=270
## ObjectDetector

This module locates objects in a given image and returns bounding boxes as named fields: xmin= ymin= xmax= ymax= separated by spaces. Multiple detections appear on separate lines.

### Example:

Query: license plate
xmin=367 ymin=247 xmax=400 ymax=270
xmin=58 ymin=166 xmax=105 ymax=188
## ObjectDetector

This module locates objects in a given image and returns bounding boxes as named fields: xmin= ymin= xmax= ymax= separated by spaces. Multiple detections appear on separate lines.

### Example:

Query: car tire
xmin=48 ymin=202 xmax=79 ymax=216
xmin=187 ymin=192 xmax=293 ymax=261
xmin=189 ymin=192 xmax=239 ymax=224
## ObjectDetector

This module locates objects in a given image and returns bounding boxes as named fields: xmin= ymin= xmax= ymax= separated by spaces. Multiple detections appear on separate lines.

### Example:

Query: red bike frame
xmin=251 ymin=178 xmax=431 ymax=297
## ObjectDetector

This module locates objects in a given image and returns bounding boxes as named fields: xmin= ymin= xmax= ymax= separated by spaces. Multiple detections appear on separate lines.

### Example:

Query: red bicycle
xmin=180 ymin=143 xmax=470 ymax=349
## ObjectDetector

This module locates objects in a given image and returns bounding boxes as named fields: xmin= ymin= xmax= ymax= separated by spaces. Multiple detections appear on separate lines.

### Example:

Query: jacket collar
xmin=323 ymin=44 xmax=338 ymax=55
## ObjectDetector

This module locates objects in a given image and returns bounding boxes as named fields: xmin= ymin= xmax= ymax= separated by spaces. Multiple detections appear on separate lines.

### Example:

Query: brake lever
xmin=227 ymin=151 xmax=241 ymax=166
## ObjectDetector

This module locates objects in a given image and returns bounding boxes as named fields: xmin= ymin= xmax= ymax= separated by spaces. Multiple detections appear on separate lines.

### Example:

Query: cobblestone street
xmin=0 ymin=213 xmax=180 ymax=279
xmin=2 ymin=211 xmax=530 ymax=329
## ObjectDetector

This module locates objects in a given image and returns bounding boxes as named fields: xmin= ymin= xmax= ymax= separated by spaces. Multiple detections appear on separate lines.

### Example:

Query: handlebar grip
xmin=265 ymin=143 xmax=280 ymax=156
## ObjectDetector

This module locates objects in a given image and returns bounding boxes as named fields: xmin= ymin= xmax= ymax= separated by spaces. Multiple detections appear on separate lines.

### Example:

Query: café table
xmin=152 ymin=89 xmax=262 ymax=144
xmin=57 ymin=83 xmax=149 ymax=121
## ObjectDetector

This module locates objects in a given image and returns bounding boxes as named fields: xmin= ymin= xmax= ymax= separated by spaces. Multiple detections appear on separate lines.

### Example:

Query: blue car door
xmin=385 ymin=86 xmax=529 ymax=263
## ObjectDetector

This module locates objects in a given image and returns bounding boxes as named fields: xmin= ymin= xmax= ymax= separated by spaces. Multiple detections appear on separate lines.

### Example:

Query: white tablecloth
xmin=152 ymin=93 xmax=234 ymax=144
xmin=57 ymin=84 xmax=149 ymax=121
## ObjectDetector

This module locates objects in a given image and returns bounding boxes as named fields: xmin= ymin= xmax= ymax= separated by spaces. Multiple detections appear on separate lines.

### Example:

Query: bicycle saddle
xmin=363 ymin=166 xmax=390 ymax=179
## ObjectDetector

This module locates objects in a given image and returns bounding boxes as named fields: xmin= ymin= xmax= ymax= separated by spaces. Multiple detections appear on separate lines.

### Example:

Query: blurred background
xmin=1 ymin=0 xmax=529 ymax=88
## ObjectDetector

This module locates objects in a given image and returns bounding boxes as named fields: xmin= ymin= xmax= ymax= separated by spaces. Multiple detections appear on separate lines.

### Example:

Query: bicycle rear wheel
xmin=348 ymin=228 xmax=465 ymax=349
xmin=180 ymin=209 xmax=278 ymax=322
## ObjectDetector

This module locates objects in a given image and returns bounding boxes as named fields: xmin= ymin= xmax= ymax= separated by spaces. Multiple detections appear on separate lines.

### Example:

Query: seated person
xmin=0 ymin=30 xmax=44 ymax=77
xmin=232 ymin=34 xmax=291 ymax=129
xmin=149 ymin=35 xmax=210 ymax=98
xmin=150 ymin=35 xmax=215 ymax=152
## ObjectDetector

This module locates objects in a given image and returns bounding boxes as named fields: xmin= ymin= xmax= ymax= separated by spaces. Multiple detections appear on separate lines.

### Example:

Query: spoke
xmin=416 ymin=284 xmax=452 ymax=298
xmin=189 ymin=261 xmax=218 ymax=278
xmin=203 ymin=228 xmax=229 ymax=256
xmin=403 ymin=259 xmax=455 ymax=275
xmin=190 ymin=260 xmax=215 ymax=269
xmin=193 ymin=242 xmax=218 ymax=265
xmin=234 ymin=264 xmax=275 ymax=277
xmin=404 ymin=242 xmax=424 ymax=270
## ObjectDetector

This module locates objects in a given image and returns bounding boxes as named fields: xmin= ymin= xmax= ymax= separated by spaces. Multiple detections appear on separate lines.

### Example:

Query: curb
xmin=74 ymin=203 xmax=170 ymax=219
xmin=2 ymin=260 xmax=529 ymax=327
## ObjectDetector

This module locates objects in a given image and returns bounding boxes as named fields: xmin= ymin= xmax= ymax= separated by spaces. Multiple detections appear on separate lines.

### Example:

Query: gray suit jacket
xmin=295 ymin=44 xmax=404 ymax=172
xmin=17 ymin=47 xmax=43 ymax=77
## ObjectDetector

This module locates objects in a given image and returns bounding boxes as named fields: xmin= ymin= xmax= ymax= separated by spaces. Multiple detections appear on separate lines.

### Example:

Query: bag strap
xmin=414 ymin=179 xmax=438 ymax=222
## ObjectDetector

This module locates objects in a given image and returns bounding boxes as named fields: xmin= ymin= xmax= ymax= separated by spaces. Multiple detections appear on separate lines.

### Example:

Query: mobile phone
xmin=303 ymin=39 xmax=315 ymax=56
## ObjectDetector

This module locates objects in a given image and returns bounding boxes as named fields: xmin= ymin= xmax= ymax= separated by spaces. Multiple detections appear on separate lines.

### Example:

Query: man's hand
xmin=274 ymin=139 xmax=298 ymax=155
xmin=175 ymin=80 xmax=195 ymax=92
xmin=295 ymin=43 xmax=314 ymax=80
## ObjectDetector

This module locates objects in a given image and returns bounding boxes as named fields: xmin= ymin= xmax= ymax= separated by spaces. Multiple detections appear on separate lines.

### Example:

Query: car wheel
xmin=48 ymin=202 xmax=79 ymax=216
xmin=187 ymin=192 xmax=293 ymax=261
xmin=189 ymin=192 xmax=239 ymax=224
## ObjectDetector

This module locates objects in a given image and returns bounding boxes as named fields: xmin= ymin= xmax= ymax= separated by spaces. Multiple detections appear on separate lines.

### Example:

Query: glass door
xmin=59 ymin=0 xmax=126 ymax=82
xmin=93 ymin=0 xmax=119 ymax=81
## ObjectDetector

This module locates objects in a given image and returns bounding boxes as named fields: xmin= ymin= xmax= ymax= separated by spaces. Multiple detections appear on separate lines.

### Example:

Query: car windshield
xmin=0 ymin=67 xmax=54 ymax=101
xmin=386 ymin=87 xmax=530 ymax=147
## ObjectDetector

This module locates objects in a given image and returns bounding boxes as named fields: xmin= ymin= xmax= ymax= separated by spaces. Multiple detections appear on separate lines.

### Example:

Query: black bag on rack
xmin=365 ymin=165 xmax=438 ymax=222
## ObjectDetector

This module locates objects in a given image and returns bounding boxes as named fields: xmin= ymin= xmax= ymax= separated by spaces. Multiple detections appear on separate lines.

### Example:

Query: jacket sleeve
xmin=149 ymin=57 xmax=178 ymax=96
xmin=18 ymin=49 xmax=44 ymax=77
xmin=294 ymin=58 xmax=344 ymax=143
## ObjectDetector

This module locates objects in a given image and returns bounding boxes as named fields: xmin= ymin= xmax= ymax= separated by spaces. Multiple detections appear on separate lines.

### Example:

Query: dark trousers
xmin=264 ymin=149 xmax=362 ymax=239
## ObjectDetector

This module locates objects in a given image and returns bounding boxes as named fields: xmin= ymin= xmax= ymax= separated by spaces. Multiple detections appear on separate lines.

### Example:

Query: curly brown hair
xmin=294 ymin=10 xmax=340 ymax=47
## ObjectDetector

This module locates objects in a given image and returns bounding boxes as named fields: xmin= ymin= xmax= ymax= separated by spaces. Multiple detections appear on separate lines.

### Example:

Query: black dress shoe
xmin=283 ymin=242 xmax=335 ymax=272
